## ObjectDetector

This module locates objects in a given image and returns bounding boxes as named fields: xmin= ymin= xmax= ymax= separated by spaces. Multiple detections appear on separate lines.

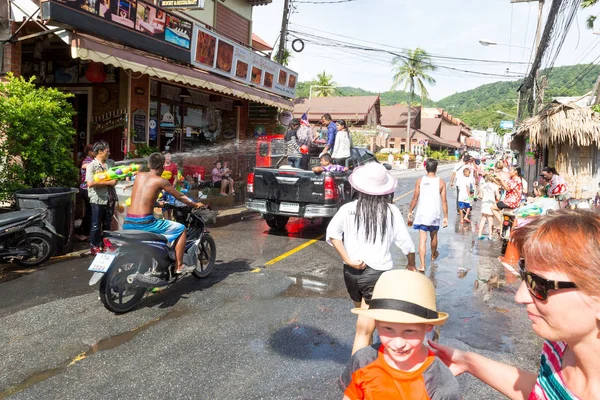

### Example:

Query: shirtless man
xmin=123 ymin=153 xmax=203 ymax=275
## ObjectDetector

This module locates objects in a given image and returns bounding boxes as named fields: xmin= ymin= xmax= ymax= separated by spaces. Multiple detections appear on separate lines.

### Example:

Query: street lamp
xmin=478 ymin=40 xmax=531 ymax=52
xmin=496 ymin=110 xmax=517 ymax=119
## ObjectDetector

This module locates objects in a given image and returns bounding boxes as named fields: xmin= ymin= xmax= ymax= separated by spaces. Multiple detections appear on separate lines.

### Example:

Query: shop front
xmin=10 ymin=0 xmax=297 ymax=164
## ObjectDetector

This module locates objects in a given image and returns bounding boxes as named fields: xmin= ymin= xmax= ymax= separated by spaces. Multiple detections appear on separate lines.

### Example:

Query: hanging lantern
xmin=86 ymin=62 xmax=106 ymax=83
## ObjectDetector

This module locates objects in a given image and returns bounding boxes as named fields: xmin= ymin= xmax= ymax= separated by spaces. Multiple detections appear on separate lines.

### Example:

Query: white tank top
xmin=413 ymin=176 xmax=441 ymax=227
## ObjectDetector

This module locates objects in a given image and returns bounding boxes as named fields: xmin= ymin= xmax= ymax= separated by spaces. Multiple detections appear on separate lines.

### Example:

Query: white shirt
xmin=457 ymin=174 xmax=475 ymax=202
xmin=327 ymin=201 xmax=415 ymax=271
xmin=403 ymin=154 xmax=409 ymax=163
xmin=413 ymin=176 xmax=441 ymax=227
xmin=331 ymin=130 xmax=351 ymax=159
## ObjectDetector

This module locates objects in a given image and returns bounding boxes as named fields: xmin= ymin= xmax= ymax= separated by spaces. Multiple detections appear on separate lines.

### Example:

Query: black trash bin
xmin=14 ymin=187 xmax=78 ymax=255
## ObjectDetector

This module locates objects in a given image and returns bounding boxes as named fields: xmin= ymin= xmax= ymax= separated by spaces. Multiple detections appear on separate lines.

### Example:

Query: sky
xmin=252 ymin=0 xmax=600 ymax=101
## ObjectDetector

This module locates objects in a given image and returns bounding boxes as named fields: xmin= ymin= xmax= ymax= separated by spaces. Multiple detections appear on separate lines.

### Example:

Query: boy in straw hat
xmin=340 ymin=270 xmax=459 ymax=399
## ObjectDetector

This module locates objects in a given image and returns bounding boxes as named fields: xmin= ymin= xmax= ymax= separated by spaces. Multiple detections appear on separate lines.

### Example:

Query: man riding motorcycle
xmin=123 ymin=152 xmax=203 ymax=274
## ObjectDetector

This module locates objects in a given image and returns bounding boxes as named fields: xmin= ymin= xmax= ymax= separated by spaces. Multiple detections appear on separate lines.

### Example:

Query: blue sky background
xmin=253 ymin=0 xmax=600 ymax=100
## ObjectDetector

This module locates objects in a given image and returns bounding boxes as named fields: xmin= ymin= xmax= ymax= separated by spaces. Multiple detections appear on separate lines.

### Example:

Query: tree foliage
xmin=0 ymin=75 xmax=78 ymax=202
xmin=391 ymin=48 xmax=437 ymax=101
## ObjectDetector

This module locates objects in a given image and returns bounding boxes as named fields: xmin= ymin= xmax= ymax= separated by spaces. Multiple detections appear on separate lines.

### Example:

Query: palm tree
xmin=314 ymin=71 xmax=337 ymax=97
xmin=273 ymin=49 xmax=292 ymax=67
xmin=582 ymin=0 xmax=598 ymax=30
xmin=391 ymin=48 xmax=436 ymax=153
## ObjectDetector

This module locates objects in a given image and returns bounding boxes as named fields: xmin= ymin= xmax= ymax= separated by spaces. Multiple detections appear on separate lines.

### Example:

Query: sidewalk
xmin=51 ymin=201 xmax=255 ymax=262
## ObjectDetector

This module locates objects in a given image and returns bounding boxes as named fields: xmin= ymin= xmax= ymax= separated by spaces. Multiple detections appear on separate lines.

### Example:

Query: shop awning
xmin=70 ymin=33 xmax=294 ymax=110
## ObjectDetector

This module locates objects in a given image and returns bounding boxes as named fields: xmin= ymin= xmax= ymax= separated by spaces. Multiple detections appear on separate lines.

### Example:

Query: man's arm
xmin=408 ymin=178 xmax=421 ymax=215
xmin=440 ymin=180 xmax=449 ymax=227
xmin=163 ymin=182 xmax=203 ymax=208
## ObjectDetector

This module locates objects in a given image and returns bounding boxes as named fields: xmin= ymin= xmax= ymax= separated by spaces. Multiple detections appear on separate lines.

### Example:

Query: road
xmin=0 ymin=164 xmax=542 ymax=399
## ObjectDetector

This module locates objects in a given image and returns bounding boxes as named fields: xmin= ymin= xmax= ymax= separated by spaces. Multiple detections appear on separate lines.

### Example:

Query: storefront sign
xmin=132 ymin=109 xmax=147 ymax=143
xmin=191 ymin=25 xmax=297 ymax=99
xmin=42 ymin=0 xmax=192 ymax=63
xmin=149 ymin=117 xmax=158 ymax=140
xmin=160 ymin=0 xmax=204 ymax=9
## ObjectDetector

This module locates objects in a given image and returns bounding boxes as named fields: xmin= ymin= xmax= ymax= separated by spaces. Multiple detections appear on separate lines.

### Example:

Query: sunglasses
xmin=518 ymin=259 xmax=577 ymax=301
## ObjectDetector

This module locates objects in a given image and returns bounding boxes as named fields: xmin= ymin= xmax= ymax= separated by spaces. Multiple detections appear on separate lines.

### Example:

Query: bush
xmin=0 ymin=75 xmax=78 ymax=203
xmin=129 ymin=143 xmax=159 ymax=158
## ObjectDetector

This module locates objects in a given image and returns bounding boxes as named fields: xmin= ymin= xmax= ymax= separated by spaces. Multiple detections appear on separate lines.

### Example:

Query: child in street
xmin=478 ymin=175 xmax=500 ymax=240
xmin=312 ymin=153 xmax=348 ymax=174
xmin=339 ymin=269 xmax=459 ymax=399
xmin=457 ymin=167 xmax=474 ymax=223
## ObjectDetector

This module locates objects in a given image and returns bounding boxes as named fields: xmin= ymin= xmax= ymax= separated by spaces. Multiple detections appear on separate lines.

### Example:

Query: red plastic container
xmin=183 ymin=166 xmax=206 ymax=181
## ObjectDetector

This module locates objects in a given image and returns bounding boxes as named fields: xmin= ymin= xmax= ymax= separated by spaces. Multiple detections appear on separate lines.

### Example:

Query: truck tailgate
xmin=252 ymin=168 xmax=328 ymax=203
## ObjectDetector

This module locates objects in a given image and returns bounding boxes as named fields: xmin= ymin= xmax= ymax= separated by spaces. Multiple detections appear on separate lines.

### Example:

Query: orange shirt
xmin=340 ymin=344 xmax=459 ymax=400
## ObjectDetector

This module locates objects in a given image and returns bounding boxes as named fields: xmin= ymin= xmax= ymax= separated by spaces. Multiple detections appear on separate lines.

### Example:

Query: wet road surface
xmin=0 ymin=164 xmax=542 ymax=399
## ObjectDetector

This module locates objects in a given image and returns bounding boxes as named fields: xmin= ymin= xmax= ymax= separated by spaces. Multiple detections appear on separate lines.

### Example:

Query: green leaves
xmin=0 ymin=74 xmax=78 ymax=203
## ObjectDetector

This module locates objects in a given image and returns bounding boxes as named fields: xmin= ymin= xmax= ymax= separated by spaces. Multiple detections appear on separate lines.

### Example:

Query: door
xmin=92 ymin=127 xmax=125 ymax=161
xmin=68 ymin=93 xmax=90 ymax=164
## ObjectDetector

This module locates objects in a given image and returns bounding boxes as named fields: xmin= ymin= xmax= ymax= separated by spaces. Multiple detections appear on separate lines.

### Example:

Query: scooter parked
xmin=0 ymin=208 xmax=57 ymax=266
xmin=88 ymin=204 xmax=216 ymax=314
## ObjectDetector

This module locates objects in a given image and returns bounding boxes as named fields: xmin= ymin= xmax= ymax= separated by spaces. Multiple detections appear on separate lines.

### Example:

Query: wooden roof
xmin=517 ymin=102 xmax=600 ymax=147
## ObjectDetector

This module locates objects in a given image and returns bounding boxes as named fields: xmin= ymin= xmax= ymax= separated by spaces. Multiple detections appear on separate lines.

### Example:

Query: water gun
xmin=94 ymin=164 xmax=140 ymax=182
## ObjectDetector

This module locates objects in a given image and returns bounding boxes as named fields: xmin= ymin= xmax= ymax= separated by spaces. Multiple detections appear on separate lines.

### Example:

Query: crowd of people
xmin=325 ymin=149 xmax=597 ymax=399
xmin=74 ymin=134 xmax=596 ymax=399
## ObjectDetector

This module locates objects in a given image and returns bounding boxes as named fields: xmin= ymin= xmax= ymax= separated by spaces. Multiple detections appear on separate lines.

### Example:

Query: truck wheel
xmin=266 ymin=216 xmax=289 ymax=230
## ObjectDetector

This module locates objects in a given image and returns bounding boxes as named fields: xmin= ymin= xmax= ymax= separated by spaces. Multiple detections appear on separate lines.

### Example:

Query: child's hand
xmin=428 ymin=340 xmax=470 ymax=376
xmin=442 ymin=217 xmax=448 ymax=228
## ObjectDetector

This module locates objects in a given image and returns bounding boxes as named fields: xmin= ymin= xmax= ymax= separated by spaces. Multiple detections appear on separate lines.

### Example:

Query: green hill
xmin=296 ymin=64 xmax=600 ymax=130
xmin=295 ymin=83 xmax=435 ymax=106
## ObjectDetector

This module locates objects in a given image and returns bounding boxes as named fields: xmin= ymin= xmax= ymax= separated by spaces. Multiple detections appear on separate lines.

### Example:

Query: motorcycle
xmin=0 ymin=208 xmax=57 ymax=266
xmin=88 ymin=204 xmax=217 ymax=313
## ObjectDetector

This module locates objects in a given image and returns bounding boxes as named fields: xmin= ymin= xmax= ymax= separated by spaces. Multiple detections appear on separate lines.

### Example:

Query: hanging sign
xmin=160 ymin=0 xmax=204 ymax=9
xmin=191 ymin=24 xmax=297 ymax=98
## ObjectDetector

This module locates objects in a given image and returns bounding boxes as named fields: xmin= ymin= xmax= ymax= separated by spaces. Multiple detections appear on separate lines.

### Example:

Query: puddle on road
xmin=278 ymin=269 xmax=347 ymax=300
xmin=0 ymin=308 xmax=191 ymax=399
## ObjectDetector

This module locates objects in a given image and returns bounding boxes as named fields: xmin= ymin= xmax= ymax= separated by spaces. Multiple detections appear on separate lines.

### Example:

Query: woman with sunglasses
xmin=429 ymin=209 xmax=600 ymax=399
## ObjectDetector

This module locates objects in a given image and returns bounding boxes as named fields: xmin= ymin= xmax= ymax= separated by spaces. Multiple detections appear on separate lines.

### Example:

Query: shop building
xmin=1 ymin=0 xmax=296 ymax=171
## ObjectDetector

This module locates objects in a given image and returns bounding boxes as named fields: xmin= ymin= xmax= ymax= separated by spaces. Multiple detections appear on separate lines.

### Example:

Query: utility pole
xmin=532 ymin=0 xmax=544 ymax=113
xmin=512 ymin=0 xmax=544 ymax=120
xmin=277 ymin=0 xmax=291 ymax=66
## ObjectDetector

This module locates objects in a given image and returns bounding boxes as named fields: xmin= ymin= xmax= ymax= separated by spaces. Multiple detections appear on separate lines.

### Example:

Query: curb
xmin=50 ymin=248 xmax=92 ymax=262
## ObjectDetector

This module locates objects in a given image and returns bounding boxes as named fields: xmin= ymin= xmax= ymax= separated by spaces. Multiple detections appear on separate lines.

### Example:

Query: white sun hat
xmin=352 ymin=269 xmax=449 ymax=326
xmin=348 ymin=162 xmax=397 ymax=196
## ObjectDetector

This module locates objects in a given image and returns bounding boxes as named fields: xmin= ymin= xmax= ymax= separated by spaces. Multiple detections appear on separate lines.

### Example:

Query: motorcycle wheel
xmin=99 ymin=255 xmax=146 ymax=314
xmin=192 ymin=235 xmax=216 ymax=278
xmin=15 ymin=232 xmax=54 ymax=267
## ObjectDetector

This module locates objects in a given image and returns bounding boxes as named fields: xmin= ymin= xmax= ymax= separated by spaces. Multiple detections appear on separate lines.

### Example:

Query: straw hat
xmin=348 ymin=162 xmax=397 ymax=196
xmin=352 ymin=270 xmax=449 ymax=325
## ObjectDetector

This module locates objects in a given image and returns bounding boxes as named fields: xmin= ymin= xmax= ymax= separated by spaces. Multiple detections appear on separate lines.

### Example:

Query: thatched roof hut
xmin=517 ymin=101 xmax=600 ymax=147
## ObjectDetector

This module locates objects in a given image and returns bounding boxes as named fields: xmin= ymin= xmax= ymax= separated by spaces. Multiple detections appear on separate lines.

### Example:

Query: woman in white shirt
xmin=331 ymin=119 xmax=352 ymax=166
xmin=327 ymin=163 xmax=416 ymax=354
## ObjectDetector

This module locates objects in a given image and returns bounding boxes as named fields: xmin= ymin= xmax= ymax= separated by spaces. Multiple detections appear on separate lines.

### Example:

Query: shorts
xmin=496 ymin=201 xmax=513 ymax=210
xmin=343 ymin=265 xmax=386 ymax=304
xmin=458 ymin=201 xmax=472 ymax=210
xmin=123 ymin=215 xmax=185 ymax=243
xmin=413 ymin=224 xmax=439 ymax=232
